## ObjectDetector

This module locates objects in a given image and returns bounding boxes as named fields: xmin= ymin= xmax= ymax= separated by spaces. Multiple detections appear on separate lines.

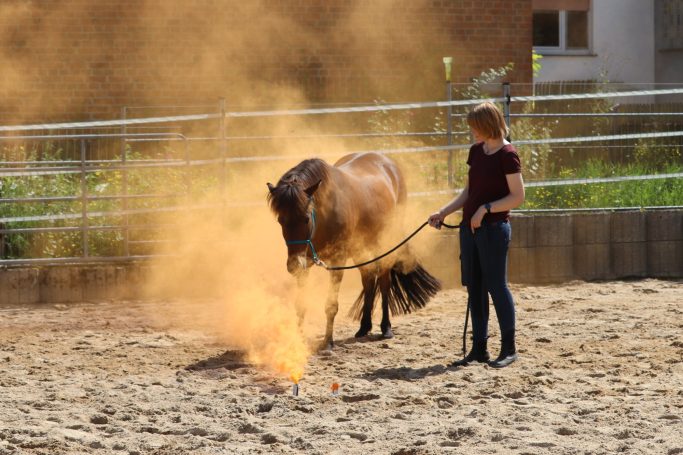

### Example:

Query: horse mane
xmin=267 ymin=158 xmax=331 ymax=215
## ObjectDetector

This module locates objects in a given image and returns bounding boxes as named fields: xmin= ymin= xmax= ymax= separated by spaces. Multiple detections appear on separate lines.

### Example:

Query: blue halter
xmin=285 ymin=199 xmax=322 ymax=265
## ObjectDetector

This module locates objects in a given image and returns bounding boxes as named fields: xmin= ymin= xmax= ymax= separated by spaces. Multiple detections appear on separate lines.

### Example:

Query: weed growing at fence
xmin=522 ymin=160 xmax=683 ymax=209
xmin=0 ymin=144 xmax=217 ymax=259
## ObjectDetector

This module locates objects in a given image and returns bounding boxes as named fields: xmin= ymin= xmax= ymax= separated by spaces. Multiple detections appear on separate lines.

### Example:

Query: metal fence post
xmin=121 ymin=106 xmax=129 ymax=257
xmin=0 ymin=223 xmax=5 ymax=259
xmin=503 ymin=82 xmax=511 ymax=141
xmin=184 ymin=137 xmax=192 ymax=203
xmin=219 ymin=98 xmax=227 ymax=219
xmin=443 ymin=57 xmax=454 ymax=187
xmin=80 ymin=139 xmax=89 ymax=257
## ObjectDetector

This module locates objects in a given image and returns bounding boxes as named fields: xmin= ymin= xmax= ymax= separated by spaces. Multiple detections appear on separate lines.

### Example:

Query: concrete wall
xmin=1 ymin=209 xmax=681 ymax=305
xmin=511 ymin=209 xmax=682 ymax=283
xmin=425 ymin=209 xmax=683 ymax=287
xmin=0 ymin=264 xmax=156 ymax=306
xmin=535 ymin=0 xmax=656 ymax=84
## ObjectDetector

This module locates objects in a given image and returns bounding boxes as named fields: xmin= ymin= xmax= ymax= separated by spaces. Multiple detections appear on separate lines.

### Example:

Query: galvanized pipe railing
xmin=0 ymin=131 xmax=192 ymax=263
xmin=1 ymin=85 xmax=681 ymax=265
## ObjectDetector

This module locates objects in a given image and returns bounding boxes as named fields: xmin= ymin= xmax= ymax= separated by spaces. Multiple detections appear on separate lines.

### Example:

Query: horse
xmin=267 ymin=152 xmax=441 ymax=350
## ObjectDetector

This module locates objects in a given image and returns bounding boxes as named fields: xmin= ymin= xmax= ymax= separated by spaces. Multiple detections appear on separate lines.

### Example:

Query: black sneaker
xmin=450 ymin=349 xmax=490 ymax=367
xmin=488 ymin=352 xmax=518 ymax=368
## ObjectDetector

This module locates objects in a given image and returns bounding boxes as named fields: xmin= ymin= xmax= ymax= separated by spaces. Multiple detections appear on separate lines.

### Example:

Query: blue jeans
xmin=459 ymin=220 xmax=515 ymax=342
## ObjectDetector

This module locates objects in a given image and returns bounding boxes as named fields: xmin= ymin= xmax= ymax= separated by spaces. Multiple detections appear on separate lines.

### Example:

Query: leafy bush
xmin=0 ymin=143 xmax=214 ymax=259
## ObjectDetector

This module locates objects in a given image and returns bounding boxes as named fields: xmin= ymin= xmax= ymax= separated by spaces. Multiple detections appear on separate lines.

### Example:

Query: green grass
xmin=522 ymin=160 xmax=683 ymax=209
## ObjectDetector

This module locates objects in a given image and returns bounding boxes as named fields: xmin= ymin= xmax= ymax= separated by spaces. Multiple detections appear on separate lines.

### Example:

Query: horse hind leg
xmin=378 ymin=271 xmax=394 ymax=339
xmin=354 ymin=270 xmax=378 ymax=338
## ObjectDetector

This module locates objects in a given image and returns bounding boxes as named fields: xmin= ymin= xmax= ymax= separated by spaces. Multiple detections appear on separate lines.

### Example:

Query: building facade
xmin=532 ymin=0 xmax=661 ymax=85
xmin=0 ymin=0 xmax=533 ymax=123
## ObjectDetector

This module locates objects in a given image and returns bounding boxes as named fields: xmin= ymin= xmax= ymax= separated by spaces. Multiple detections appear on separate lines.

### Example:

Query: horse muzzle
xmin=287 ymin=255 xmax=310 ymax=275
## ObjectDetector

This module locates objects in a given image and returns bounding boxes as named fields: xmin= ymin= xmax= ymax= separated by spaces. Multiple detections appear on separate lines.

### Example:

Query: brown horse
xmin=267 ymin=152 xmax=440 ymax=350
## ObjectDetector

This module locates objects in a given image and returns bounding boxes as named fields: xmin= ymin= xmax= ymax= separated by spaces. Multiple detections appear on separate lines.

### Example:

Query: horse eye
xmin=303 ymin=216 xmax=310 ymax=223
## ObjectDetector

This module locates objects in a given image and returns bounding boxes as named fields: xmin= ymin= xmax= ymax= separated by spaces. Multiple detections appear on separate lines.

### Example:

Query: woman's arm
xmin=489 ymin=172 xmax=525 ymax=212
xmin=469 ymin=173 xmax=525 ymax=232
xmin=428 ymin=182 xmax=469 ymax=228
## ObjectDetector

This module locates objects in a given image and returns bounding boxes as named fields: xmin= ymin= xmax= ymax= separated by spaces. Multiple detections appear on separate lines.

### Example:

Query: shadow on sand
xmin=334 ymin=333 xmax=393 ymax=346
xmin=360 ymin=364 xmax=449 ymax=381
xmin=184 ymin=349 xmax=249 ymax=371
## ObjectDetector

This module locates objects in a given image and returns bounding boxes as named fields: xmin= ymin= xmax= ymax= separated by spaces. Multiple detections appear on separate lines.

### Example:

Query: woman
xmin=428 ymin=102 xmax=525 ymax=368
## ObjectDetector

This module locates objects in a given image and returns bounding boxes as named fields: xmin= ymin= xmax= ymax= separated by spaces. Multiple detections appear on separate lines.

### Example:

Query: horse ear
xmin=267 ymin=182 xmax=275 ymax=193
xmin=304 ymin=179 xmax=322 ymax=197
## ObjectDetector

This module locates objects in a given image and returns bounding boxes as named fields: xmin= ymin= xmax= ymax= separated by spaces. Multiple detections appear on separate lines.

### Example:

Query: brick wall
xmin=0 ymin=0 xmax=532 ymax=123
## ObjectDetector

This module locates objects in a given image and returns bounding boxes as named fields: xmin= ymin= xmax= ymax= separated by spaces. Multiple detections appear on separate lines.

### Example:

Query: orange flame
xmin=290 ymin=371 xmax=303 ymax=384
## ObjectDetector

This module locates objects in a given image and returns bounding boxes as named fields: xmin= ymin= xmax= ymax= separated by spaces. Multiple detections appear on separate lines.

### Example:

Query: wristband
xmin=484 ymin=203 xmax=492 ymax=214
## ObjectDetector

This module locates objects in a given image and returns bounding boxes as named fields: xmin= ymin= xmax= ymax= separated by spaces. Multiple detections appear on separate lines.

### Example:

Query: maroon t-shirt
xmin=462 ymin=142 xmax=522 ymax=224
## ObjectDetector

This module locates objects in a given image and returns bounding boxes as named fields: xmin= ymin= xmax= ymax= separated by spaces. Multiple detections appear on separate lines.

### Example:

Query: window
xmin=533 ymin=11 xmax=560 ymax=47
xmin=566 ymin=11 xmax=589 ymax=49
xmin=533 ymin=0 xmax=591 ymax=55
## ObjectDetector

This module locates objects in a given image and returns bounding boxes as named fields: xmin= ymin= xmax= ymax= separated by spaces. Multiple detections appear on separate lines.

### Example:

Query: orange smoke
xmin=231 ymin=288 xmax=310 ymax=383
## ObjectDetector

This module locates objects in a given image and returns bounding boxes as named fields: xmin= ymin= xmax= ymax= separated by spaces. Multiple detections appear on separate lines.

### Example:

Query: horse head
xmin=267 ymin=174 xmax=323 ymax=275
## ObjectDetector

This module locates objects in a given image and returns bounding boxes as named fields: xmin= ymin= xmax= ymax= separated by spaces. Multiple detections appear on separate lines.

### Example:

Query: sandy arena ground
xmin=0 ymin=279 xmax=681 ymax=455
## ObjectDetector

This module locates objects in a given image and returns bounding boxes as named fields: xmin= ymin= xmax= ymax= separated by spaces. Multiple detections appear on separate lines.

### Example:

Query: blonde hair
xmin=466 ymin=102 xmax=509 ymax=140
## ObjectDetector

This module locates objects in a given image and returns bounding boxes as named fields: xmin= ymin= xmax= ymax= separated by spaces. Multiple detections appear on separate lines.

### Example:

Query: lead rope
xmin=286 ymin=215 xmax=466 ymax=358
xmin=288 ymin=216 xmax=460 ymax=271
xmin=319 ymin=221 xmax=459 ymax=270
xmin=316 ymin=220 xmax=469 ymax=360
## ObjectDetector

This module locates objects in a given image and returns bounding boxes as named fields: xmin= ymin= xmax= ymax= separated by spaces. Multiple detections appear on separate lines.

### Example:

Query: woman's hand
xmin=428 ymin=211 xmax=445 ymax=229
xmin=470 ymin=206 xmax=486 ymax=233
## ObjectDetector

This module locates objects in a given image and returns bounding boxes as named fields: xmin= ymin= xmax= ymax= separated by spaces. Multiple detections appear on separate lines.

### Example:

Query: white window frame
xmin=534 ymin=9 xmax=593 ymax=56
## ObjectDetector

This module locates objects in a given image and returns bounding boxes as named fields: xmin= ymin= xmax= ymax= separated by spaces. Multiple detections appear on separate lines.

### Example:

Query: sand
xmin=0 ymin=279 xmax=681 ymax=455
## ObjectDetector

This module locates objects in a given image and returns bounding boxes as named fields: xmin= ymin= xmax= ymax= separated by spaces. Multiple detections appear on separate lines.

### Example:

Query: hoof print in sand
xmin=260 ymin=433 xmax=278 ymax=444
xmin=341 ymin=394 xmax=380 ymax=403
xmin=238 ymin=423 xmax=262 ymax=434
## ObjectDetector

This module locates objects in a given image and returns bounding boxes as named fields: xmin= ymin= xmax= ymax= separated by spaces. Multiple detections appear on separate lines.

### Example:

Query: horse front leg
xmin=378 ymin=270 xmax=394 ymax=339
xmin=322 ymin=270 xmax=344 ymax=350
xmin=295 ymin=272 xmax=309 ymax=329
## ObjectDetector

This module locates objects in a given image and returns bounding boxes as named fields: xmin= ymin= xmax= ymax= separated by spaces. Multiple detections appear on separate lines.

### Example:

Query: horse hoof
xmin=382 ymin=328 xmax=394 ymax=339
xmin=355 ymin=328 xmax=371 ymax=338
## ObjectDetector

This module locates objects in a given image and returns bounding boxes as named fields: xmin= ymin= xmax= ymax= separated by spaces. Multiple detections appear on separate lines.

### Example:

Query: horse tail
xmin=349 ymin=261 xmax=441 ymax=320
xmin=386 ymin=262 xmax=441 ymax=316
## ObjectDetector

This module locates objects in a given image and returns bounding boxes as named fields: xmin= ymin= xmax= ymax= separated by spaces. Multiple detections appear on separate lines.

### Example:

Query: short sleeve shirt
xmin=462 ymin=142 xmax=522 ymax=224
